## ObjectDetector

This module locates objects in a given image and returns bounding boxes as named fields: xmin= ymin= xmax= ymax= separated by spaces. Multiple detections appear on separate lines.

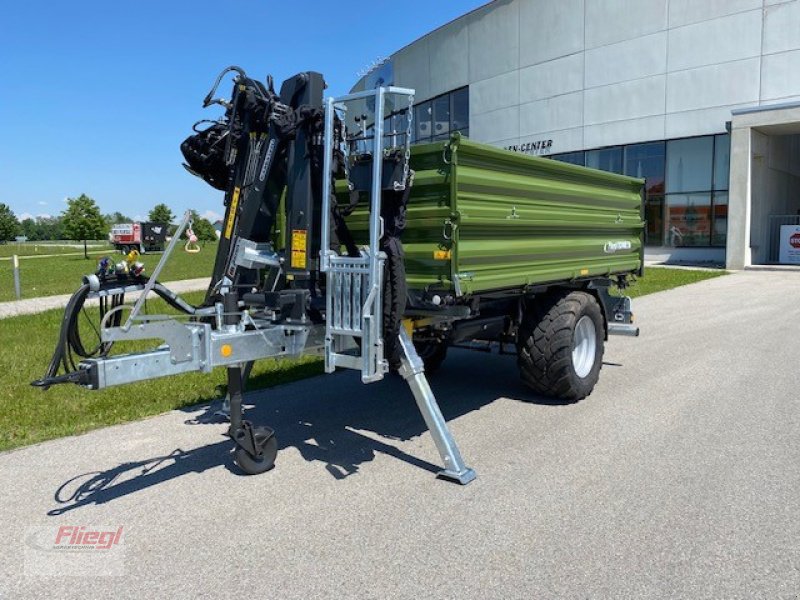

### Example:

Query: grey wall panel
xmin=763 ymin=0 xmax=800 ymax=55
xmin=394 ymin=36 xmax=431 ymax=102
xmin=584 ymin=75 xmax=666 ymax=125
xmin=585 ymin=0 xmax=667 ymax=49
xmin=518 ymin=0 xmax=584 ymax=67
xmin=665 ymin=105 xmax=748 ymax=138
xmin=584 ymin=31 xmax=667 ymax=88
xmin=467 ymin=0 xmax=519 ymax=82
xmin=584 ymin=115 xmax=665 ymax=148
xmin=761 ymin=49 xmax=800 ymax=101
xmin=471 ymin=70 xmax=520 ymax=115
xmin=519 ymin=91 xmax=584 ymax=136
xmin=668 ymin=0 xmax=762 ymax=28
xmin=471 ymin=105 xmax=519 ymax=143
xmin=519 ymin=53 xmax=584 ymax=103
xmin=519 ymin=126 xmax=585 ymax=154
xmin=427 ymin=19 xmax=470 ymax=98
xmin=666 ymin=59 xmax=760 ymax=113
xmin=667 ymin=10 xmax=762 ymax=72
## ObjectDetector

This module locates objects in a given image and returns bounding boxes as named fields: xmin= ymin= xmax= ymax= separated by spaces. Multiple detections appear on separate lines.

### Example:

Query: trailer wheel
xmin=414 ymin=340 xmax=448 ymax=374
xmin=234 ymin=435 xmax=278 ymax=475
xmin=517 ymin=291 xmax=604 ymax=401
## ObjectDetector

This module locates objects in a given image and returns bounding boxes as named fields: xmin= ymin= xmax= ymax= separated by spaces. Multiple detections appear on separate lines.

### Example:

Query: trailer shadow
xmin=47 ymin=349 xmax=571 ymax=515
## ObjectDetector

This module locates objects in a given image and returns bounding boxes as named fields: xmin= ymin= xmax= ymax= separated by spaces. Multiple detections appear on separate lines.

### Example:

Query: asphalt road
xmin=1 ymin=270 xmax=798 ymax=598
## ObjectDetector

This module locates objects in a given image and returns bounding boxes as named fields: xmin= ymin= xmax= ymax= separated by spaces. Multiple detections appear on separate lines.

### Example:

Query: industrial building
xmin=351 ymin=0 xmax=800 ymax=268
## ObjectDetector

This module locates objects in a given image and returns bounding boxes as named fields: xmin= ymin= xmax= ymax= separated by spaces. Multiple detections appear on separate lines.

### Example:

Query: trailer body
xmin=346 ymin=134 xmax=644 ymax=296
xmin=109 ymin=222 xmax=168 ymax=253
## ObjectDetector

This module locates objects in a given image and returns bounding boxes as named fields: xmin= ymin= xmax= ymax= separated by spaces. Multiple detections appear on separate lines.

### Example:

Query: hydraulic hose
xmin=31 ymin=275 xmax=202 ymax=390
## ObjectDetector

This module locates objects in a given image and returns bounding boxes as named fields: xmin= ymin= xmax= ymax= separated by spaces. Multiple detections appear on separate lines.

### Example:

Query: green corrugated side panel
xmin=341 ymin=134 xmax=644 ymax=295
xmin=337 ymin=140 xmax=455 ymax=291
xmin=451 ymin=136 xmax=643 ymax=294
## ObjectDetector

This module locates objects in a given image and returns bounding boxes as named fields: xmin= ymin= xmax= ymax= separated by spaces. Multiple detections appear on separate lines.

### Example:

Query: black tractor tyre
xmin=516 ymin=290 xmax=604 ymax=402
xmin=414 ymin=340 xmax=448 ymax=374
xmin=382 ymin=248 xmax=407 ymax=371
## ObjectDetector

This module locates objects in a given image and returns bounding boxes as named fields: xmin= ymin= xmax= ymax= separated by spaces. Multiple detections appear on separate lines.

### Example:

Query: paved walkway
xmin=0 ymin=278 xmax=210 ymax=319
xmin=2 ymin=270 xmax=799 ymax=598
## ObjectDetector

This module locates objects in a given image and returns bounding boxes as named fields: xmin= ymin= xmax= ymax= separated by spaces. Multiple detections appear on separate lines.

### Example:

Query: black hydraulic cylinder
xmin=281 ymin=72 xmax=325 ymax=283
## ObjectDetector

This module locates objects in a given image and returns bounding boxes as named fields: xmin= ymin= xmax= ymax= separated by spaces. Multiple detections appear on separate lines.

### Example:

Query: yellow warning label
xmin=433 ymin=249 xmax=452 ymax=260
xmin=224 ymin=187 xmax=241 ymax=239
xmin=291 ymin=229 xmax=308 ymax=269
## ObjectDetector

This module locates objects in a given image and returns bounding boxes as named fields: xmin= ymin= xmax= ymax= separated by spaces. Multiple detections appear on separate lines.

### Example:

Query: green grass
xmin=0 ymin=291 xmax=322 ymax=451
xmin=0 ymin=242 xmax=218 ymax=302
xmin=0 ymin=241 xmax=112 ymax=258
xmin=0 ymin=266 xmax=726 ymax=452
xmin=617 ymin=266 xmax=727 ymax=298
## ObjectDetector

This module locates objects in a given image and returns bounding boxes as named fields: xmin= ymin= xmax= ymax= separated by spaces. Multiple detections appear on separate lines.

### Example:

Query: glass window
xmin=712 ymin=192 xmax=728 ymax=246
xmin=666 ymin=193 xmax=712 ymax=247
xmin=586 ymin=147 xmax=623 ymax=174
xmin=432 ymin=95 xmax=450 ymax=140
xmin=645 ymin=196 xmax=665 ymax=246
xmin=714 ymin=134 xmax=730 ymax=191
xmin=451 ymin=87 xmax=469 ymax=133
xmin=624 ymin=142 xmax=665 ymax=195
xmin=551 ymin=151 xmax=585 ymax=166
xmin=666 ymin=137 xmax=713 ymax=193
xmin=415 ymin=101 xmax=432 ymax=143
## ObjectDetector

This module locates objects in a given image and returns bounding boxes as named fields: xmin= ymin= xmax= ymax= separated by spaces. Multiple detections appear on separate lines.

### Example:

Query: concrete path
xmin=1 ymin=270 xmax=799 ymax=598
xmin=0 ymin=278 xmax=211 ymax=319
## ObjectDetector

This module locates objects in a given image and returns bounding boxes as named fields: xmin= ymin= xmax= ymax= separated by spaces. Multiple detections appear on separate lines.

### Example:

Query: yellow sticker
xmin=433 ymin=249 xmax=452 ymax=260
xmin=224 ymin=187 xmax=241 ymax=239
xmin=291 ymin=229 xmax=307 ymax=269
xmin=580 ymin=268 xmax=589 ymax=276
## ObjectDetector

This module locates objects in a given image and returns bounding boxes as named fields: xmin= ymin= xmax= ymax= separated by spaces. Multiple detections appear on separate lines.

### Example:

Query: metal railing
xmin=319 ymin=86 xmax=415 ymax=383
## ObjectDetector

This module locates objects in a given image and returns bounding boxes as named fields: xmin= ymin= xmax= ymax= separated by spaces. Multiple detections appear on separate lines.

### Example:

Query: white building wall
xmin=360 ymin=0 xmax=800 ymax=154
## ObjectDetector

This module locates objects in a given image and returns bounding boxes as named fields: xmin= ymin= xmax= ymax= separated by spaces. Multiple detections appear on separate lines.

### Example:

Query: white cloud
xmin=18 ymin=212 xmax=52 ymax=220
xmin=37 ymin=201 xmax=47 ymax=206
xmin=201 ymin=209 xmax=223 ymax=223
xmin=133 ymin=214 xmax=143 ymax=222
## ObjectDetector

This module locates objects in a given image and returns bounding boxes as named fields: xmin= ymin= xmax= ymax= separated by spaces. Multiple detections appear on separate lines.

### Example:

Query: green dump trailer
xmin=347 ymin=133 xmax=644 ymax=401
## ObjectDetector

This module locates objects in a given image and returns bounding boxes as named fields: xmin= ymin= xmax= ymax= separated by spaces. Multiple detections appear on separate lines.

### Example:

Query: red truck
xmin=109 ymin=222 xmax=168 ymax=254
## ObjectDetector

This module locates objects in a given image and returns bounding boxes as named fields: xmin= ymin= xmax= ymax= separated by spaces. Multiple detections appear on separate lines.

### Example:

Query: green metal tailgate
xmin=344 ymin=134 xmax=644 ymax=296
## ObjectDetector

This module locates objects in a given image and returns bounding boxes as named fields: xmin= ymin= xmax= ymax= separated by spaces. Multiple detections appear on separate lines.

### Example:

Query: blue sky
xmin=0 ymin=0 xmax=486 ymax=223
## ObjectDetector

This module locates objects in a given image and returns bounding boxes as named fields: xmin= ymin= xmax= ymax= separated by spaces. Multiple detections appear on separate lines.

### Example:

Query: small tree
xmin=0 ymin=203 xmax=19 ymax=241
xmin=189 ymin=211 xmax=217 ymax=242
xmin=62 ymin=194 xmax=107 ymax=258
xmin=148 ymin=203 xmax=174 ymax=225
xmin=104 ymin=211 xmax=133 ymax=229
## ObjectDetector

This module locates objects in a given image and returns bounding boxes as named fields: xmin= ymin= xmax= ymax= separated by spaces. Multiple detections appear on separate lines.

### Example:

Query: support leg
xmin=397 ymin=329 xmax=476 ymax=484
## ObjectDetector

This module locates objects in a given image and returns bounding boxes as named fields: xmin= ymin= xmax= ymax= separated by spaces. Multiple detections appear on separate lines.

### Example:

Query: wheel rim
xmin=572 ymin=315 xmax=597 ymax=379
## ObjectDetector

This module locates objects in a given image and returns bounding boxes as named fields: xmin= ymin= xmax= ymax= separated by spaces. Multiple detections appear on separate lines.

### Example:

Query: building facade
xmin=351 ymin=0 xmax=800 ymax=267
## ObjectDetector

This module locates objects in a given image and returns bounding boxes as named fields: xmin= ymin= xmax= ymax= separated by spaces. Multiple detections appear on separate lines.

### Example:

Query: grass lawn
xmin=0 ymin=241 xmax=112 ymax=258
xmin=0 ymin=266 xmax=726 ymax=452
xmin=0 ymin=242 xmax=218 ymax=302
xmin=619 ymin=266 xmax=727 ymax=298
